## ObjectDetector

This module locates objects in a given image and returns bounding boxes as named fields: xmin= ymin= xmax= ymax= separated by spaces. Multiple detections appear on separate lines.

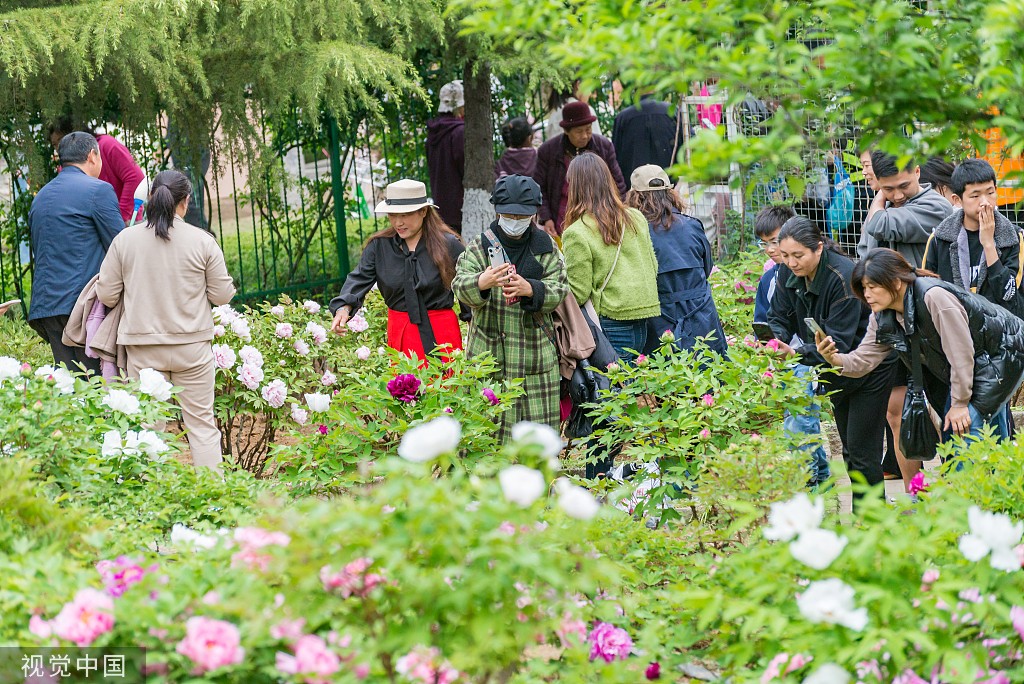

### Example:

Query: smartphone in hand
xmin=804 ymin=317 xmax=825 ymax=338
xmin=752 ymin=321 xmax=776 ymax=343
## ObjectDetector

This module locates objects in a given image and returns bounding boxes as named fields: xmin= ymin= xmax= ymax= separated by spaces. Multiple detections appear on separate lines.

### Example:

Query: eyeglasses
xmin=757 ymin=239 xmax=781 ymax=249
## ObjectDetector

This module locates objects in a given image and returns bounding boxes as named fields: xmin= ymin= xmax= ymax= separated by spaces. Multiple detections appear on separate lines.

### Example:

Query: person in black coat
xmin=768 ymin=216 xmax=896 ymax=504
xmin=612 ymin=94 xmax=678 ymax=181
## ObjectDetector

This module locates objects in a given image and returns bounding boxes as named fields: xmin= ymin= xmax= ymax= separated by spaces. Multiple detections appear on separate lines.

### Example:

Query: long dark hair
xmin=625 ymin=187 xmax=686 ymax=230
xmin=851 ymin=248 xmax=938 ymax=305
xmin=147 ymin=170 xmax=192 ymax=241
xmin=564 ymin=153 xmax=634 ymax=245
xmin=366 ymin=207 xmax=461 ymax=289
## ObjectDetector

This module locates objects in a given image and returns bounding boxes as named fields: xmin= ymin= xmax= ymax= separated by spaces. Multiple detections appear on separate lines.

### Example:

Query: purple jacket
xmin=495 ymin=147 xmax=538 ymax=179
xmin=532 ymin=133 xmax=626 ymax=231
xmin=425 ymin=115 xmax=465 ymax=231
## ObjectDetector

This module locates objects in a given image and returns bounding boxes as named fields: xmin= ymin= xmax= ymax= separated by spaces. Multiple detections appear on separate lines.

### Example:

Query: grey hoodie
xmin=857 ymin=183 xmax=953 ymax=266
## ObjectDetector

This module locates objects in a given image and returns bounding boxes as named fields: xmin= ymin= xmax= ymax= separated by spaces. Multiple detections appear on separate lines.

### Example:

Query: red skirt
xmin=387 ymin=308 xmax=463 ymax=364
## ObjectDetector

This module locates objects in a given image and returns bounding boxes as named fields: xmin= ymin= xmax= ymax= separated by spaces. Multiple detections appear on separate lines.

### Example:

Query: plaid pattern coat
xmin=453 ymin=227 xmax=569 ymax=440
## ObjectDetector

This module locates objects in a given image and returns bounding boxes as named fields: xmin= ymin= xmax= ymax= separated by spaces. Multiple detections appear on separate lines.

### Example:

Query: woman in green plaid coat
xmin=453 ymin=175 xmax=569 ymax=441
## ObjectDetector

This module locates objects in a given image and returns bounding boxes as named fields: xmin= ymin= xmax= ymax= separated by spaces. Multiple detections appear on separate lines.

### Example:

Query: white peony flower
xmin=320 ymin=371 xmax=337 ymax=386
xmin=305 ymin=321 xmax=328 ymax=345
xmin=790 ymin=528 xmax=848 ymax=570
xmin=230 ymin=316 xmax=251 ymax=341
xmin=803 ymin=664 xmax=851 ymax=684
xmin=238 ymin=345 xmax=264 ymax=368
xmin=499 ymin=465 xmax=546 ymax=507
xmin=213 ymin=324 xmax=226 ymax=338
xmin=511 ymin=421 xmax=564 ymax=460
xmin=270 ymin=305 xmax=285 ymax=318
xmin=304 ymin=392 xmax=331 ymax=413
xmin=302 ymin=300 xmax=321 ymax=314
xmin=355 ymin=346 xmax=372 ymax=361
xmin=138 ymin=368 xmax=173 ymax=401
xmin=170 ymin=523 xmax=220 ymax=550
xmin=764 ymin=493 xmax=825 ymax=541
xmin=960 ymin=506 xmax=1024 ymax=572
xmin=797 ymin=578 xmax=868 ymax=631
xmin=101 ymin=430 xmax=123 ymax=457
xmin=555 ymin=478 xmax=600 ymax=520
xmin=50 ymin=368 xmax=75 ymax=394
xmin=293 ymin=339 xmax=310 ymax=356
xmin=34 ymin=364 xmax=56 ymax=378
xmin=0 ymin=356 xmax=21 ymax=381
xmin=125 ymin=430 xmax=169 ymax=457
xmin=397 ymin=416 xmax=462 ymax=463
xmin=237 ymin=363 xmax=265 ymax=390
xmin=212 ymin=344 xmax=237 ymax=370
xmin=212 ymin=304 xmax=239 ymax=324
xmin=102 ymin=389 xmax=141 ymax=415
xmin=290 ymin=404 xmax=309 ymax=425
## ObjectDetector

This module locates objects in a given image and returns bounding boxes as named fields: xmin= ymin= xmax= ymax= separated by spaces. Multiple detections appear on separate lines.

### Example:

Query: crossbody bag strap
xmin=596 ymin=237 xmax=624 ymax=309
xmin=909 ymin=333 xmax=925 ymax=392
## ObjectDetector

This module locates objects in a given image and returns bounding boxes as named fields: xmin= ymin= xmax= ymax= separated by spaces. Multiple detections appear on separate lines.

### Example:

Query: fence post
xmin=328 ymin=115 xmax=350 ymax=280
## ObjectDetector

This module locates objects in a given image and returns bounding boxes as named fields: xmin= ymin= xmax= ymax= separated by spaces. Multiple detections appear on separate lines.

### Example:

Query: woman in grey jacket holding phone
xmin=768 ymin=216 xmax=896 ymax=503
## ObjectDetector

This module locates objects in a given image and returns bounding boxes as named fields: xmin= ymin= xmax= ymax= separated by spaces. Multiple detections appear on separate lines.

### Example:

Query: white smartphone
xmin=804 ymin=317 xmax=825 ymax=337
xmin=487 ymin=244 xmax=508 ymax=270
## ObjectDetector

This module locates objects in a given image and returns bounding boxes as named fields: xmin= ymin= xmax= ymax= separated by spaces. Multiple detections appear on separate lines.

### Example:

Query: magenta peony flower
xmin=176 ymin=616 xmax=245 ymax=673
xmin=50 ymin=588 xmax=115 ymax=647
xmin=482 ymin=388 xmax=500 ymax=405
xmin=701 ymin=394 xmax=714 ymax=407
xmin=587 ymin=622 xmax=633 ymax=663
xmin=908 ymin=471 xmax=929 ymax=495
xmin=763 ymin=371 xmax=774 ymax=381
xmin=645 ymin=662 xmax=661 ymax=680
xmin=318 ymin=424 xmax=329 ymax=435
xmin=261 ymin=379 xmax=288 ymax=408
xmin=276 ymin=634 xmax=341 ymax=680
xmin=387 ymin=374 xmax=421 ymax=403
xmin=275 ymin=322 xmax=294 ymax=339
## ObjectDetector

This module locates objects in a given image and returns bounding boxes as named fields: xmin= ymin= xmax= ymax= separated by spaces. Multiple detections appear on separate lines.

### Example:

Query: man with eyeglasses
xmin=751 ymin=204 xmax=831 ymax=488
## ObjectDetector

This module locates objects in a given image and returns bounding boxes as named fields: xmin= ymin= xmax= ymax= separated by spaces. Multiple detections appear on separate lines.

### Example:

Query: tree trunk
xmin=460 ymin=59 xmax=494 ymax=244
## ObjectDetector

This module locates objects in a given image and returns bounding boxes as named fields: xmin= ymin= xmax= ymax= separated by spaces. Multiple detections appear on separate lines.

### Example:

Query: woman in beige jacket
xmin=97 ymin=170 xmax=236 ymax=469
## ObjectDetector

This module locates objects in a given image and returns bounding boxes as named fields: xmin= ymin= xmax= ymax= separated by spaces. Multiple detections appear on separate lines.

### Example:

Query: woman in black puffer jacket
xmin=817 ymin=247 xmax=1024 ymax=444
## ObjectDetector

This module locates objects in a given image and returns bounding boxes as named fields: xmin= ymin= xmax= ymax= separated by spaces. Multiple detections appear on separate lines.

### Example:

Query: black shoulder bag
xmin=899 ymin=334 xmax=941 ymax=461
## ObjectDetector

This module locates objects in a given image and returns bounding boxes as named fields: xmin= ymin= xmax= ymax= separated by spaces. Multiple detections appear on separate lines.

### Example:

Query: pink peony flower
xmin=237 ymin=363 xmax=264 ymax=390
xmin=270 ymin=618 xmax=306 ymax=641
xmin=321 ymin=371 xmax=337 ymax=386
xmin=354 ymin=663 xmax=370 ymax=679
xmin=763 ymin=371 xmax=774 ymax=381
xmin=261 ymin=379 xmax=288 ymax=408
xmin=636 ymin=354 xmax=648 ymax=365
xmin=293 ymin=339 xmax=310 ymax=356
xmin=908 ymin=471 xmax=929 ymax=494
xmin=355 ymin=346 xmax=372 ymax=361
xmin=701 ymin=394 xmax=714 ymax=407
xmin=660 ymin=329 xmax=675 ymax=342
xmin=387 ymin=374 xmax=421 ymax=403
xmin=276 ymin=323 xmax=294 ymax=339
xmin=699 ymin=428 xmax=711 ymax=440
xmin=587 ymin=622 xmax=632 ymax=663
xmin=765 ymin=338 xmax=781 ymax=351
xmin=96 ymin=556 xmax=156 ymax=598
xmin=320 ymin=558 xmax=385 ymax=598
xmin=606 ymin=362 xmax=619 ymax=372
xmin=395 ymin=646 xmax=460 ymax=684
xmin=1011 ymin=605 xmax=1024 ymax=641
xmin=306 ymin=321 xmax=328 ymax=345
xmin=556 ymin=615 xmax=587 ymax=648
xmin=291 ymin=404 xmax=309 ymax=425
xmin=238 ymin=345 xmax=263 ymax=367
xmin=482 ymin=388 xmax=500 ymax=405
xmin=232 ymin=527 xmax=290 ymax=571
xmin=276 ymin=634 xmax=341 ymax=683
xmin=176 ymin=616 xmax=245 ymax=673
xmin=270 ymin=305 xmax=286 ymax=318
xmin=762 ymin=653 xmax=813 ymax=682
xmin=347 ymin=315 xmax=369 ymax=333
xmin=212 ymin=344 xmax=236 ymax=370
xmin=646 ymin=662 xmax=661 ymax=680
xmin=50 ymin=588 xmax=115 ymax=647
xmin=922 ymin=569 xmax=940 ymax=585
xmin=29 ymin=614 xmax=52 ymax=639
xmin=302 ymin=300 xmax=321 ymax=314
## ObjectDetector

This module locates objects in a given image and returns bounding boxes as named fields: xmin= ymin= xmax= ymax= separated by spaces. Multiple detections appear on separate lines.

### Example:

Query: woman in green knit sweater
xmin=561 ymin=153 xmax=661 ymax=362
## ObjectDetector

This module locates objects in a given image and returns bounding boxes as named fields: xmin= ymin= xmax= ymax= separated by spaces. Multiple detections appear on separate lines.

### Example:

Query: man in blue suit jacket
xmin=28 ymin=132 xmax=125 ymax=373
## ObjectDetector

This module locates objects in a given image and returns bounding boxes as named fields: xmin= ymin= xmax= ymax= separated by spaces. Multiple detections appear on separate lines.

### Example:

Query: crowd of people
xmin=24 ymin=86 xmax=1024 ymax=491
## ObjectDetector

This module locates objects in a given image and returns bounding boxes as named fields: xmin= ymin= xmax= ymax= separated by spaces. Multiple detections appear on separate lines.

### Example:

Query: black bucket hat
xmin=491 ymin=175 xmax=542 ymax=215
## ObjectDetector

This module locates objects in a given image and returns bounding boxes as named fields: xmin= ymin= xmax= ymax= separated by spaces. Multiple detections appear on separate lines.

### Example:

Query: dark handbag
xmin=899 ymin=335 xmax=940 ymax=461
xmin=565 ymin=306 xmax=619 ymax=439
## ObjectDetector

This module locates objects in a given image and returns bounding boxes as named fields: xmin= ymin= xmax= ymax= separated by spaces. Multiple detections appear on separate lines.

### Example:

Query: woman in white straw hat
xmin=329 ymin=179 xmax=465 ymax=363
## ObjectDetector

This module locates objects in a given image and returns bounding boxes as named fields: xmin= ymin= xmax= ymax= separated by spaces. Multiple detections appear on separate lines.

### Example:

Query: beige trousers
xmin=126 ymin=341 xmax=223 ymax=470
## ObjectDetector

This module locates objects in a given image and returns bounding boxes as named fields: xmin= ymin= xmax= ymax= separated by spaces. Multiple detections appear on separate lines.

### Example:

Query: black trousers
xmin=28 ymin=314 xmax=100 ymax=375
xmin=827 ymin=361 xmax=897 ymax=504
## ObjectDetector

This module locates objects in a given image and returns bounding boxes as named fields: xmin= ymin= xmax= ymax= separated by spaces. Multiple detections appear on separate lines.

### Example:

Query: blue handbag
xmin=826 ymin=158 xmax=855 ymax=239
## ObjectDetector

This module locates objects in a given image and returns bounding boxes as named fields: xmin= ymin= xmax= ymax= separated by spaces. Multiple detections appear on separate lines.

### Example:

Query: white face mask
xmin=498 ymin=215 xmax=533 ymax=236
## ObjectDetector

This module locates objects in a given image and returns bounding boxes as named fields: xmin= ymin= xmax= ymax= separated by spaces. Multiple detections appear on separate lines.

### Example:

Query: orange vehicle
xmin=980 ymin=123 xmax=1024 ymax=207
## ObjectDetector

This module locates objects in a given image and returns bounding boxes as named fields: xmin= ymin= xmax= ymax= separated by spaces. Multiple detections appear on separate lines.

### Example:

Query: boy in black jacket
xmin=924 ymin=159 xmax=1024 ymax=318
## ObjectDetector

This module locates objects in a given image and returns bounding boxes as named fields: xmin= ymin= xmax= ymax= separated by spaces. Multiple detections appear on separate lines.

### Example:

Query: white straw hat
xmin=374 ymin=179 xmax=437 ymax=214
